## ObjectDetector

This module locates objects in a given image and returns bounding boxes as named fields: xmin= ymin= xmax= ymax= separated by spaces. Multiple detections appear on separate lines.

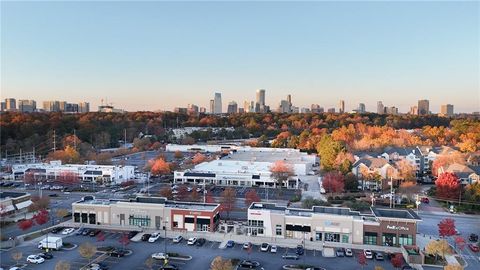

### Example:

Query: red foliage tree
xmin=357 ymin=252 xmax=367 ymax=269
xmin=435 ymin=172 xmax=460 ymax=200
xmin=270 ymin=160 xmax=294 ymax=187
xmin=33 ymin=209 xmax=49 ymax=225
xmin=454 ymin=236 xmax=466 ymax=250
xmin=159 ymin=187 xmax=173 ymax=200
xmin=176 ymin=185 xmax=189 ymax=201
xmin=97 ymin=231 xmax=106 ymax=242
xmin=245 ymin=189 xmax=261 ymax=207
xmin=57 ymin=171 xmax=79 ymax=186
xmin=24 ymin=171 xmax=37 ymax=185
xmin=192 ymin=153 xmax=207 ymax=165
xmin=322 ymin=171 xmax=345 ymax=194
xmin=438 ymin=218 xmax=456 ymax=238
xmin=205 ymin=192 xmax=215 ymax=203
xmin=391 ymin=253 xmax=403 ymax=269
xmin=18 ymin=219 xmax=34 ymax=231
xmin=220 ymin=188 xmax=236 ymax=218
xmin=120 ymin=180 xmax=136 ymax=187
xmin=119 ymin=233 xmax=130 ymax=250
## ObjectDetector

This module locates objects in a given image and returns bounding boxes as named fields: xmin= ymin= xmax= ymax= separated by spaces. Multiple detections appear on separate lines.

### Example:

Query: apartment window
xmin=364 ymin=232 xmax=377 ymax=245
xmin=399 ymin=234 xmax=413 ymax=246
xmin=276 ymin=225 xmax=282 ymax=236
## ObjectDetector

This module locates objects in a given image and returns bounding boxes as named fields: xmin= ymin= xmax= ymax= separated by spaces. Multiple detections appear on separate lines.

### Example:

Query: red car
xmin=421 ymin=197 xmax=429 ymax=204
xmin=468 ymin=243 xmax=479 ymax=252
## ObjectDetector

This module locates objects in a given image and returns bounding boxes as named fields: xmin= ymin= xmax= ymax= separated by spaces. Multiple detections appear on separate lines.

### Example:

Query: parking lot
xmin=1 ymin=228 xmax=410 ymax=270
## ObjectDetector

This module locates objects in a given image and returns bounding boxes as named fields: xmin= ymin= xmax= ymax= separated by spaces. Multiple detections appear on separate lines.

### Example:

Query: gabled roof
xmin=353 ymin=158 xmax=389 ymax=169
xmin=445 ymin=163 xmax=477 ymax=179
xmin=383 ymin=146 xmax=416 ymax=156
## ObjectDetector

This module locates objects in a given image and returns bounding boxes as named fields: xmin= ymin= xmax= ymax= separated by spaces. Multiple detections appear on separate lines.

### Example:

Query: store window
xmin=382 ymin=233 xmax=397 ymax=246
xmin=81 ymin=213 xmax=88 ymax=223
xmin=399 ymin=234 xmax=413 ymax=246
xmin=324 ymin=233 xmax=340 ymax=242
xmin=128 ymin=215 xmax=151 ymax=227
xmin=364 ymin=232 xmax=377 ymax=245
xmin=276 ymin=225 xmax=282 ymax=236
xmin=88 ymin=213 xmax=96 ymax=224
xmin=315 ymin=232 xmax=322 ymax=241
xmin=342 ymin=235 xmax=349 ymax=243
xmin=74 ymin=213 xmax=80 ymax=223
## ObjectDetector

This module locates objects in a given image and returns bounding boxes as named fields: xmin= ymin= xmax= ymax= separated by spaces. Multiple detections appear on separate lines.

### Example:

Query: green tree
xmin=316 ymin=134 xmax=344 ymax=171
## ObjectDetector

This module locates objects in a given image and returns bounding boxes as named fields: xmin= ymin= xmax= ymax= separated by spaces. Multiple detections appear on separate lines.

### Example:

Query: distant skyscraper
xmin=287 ymin=94 xmax=292 ymax=106
xmin=227 ymin=101 xmax=238 ymax=114
xmin=43 ymin=101 xmax=60 ymax=112
xmin=187 ymin=104 xmax=199 ymax=115
xmin=377 ymin=101 xmax=385 ymax=114
xmin=410 ymin=106 xmax=418 ymax=115
xmin=209 ymin=99 xmax=214 ymax=114
xmin=339 ymin=100 xmax=345 ymax=114
xmin=174 ymin=107 xmax=188 ymax=114
xmin=418 ymin=99 xmax=429 ymax=115
xmin=243 ymin=100 xmax=250 ymax=113
xmin=59 ymin=101 xmax=67 ymax=112
xmin=213 ymin=92 xmax=222 ymax=114
xmin=278 ymin=100 xmax=290 ymax=113
xmin=79 ymin=102 xmax=90 ymax=113
xmin=327 ymin=108 xmax=335 ymax=113
xmin=199 ymin=107 xmax=206 ymax=113
xmin=18 ymin=99 xmax=36 ymax=112
xmin=256 ymin=89 xmax=265 ymax=106
xmin=0 ymin=102 xmax=5 ymax=112
xmin=385 ymin=106 xmax=398 ymax=115
xmin=5 ymin=98 xmax=16 ymax=111
xmin=358 ymin=103 xmax=366 ymax=113
xmin=440 ymin=104 xmax=454 ymax=117
xmin=311 ymin=104 xmax=322 ymax=113
xmin=238 ymin=108 xmax=245 ymax=113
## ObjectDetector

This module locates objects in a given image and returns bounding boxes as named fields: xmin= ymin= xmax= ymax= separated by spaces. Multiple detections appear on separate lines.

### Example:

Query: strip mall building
xmin=247 ymin=203 xmax=421 ymax=247
xmin=72 ymin=196 xmax=221 ymax=232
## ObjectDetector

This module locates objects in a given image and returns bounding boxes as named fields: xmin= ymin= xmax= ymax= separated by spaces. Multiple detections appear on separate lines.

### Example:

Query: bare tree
xmin=144 ymin=257 xmax=155 ymax=270
xmin=55 ymin=260 xmax=71 ymax=270
xmin=11 ymin=250 xmax=22 ymax=266
xmin=78 ymin=242 xmax=97 ymax=265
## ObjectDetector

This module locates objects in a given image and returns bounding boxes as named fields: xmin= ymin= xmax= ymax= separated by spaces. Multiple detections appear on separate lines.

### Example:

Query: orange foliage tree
xmin=270 ymin=160 xmax=294 ymax=187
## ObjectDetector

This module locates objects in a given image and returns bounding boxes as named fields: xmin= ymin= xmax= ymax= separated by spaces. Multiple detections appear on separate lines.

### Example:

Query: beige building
xmin=72 ymin=196 xmax=221 ymax=232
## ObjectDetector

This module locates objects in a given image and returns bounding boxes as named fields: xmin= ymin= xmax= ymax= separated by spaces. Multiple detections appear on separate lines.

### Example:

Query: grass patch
xmin=63 ymin=242 xmax=74 ymax=248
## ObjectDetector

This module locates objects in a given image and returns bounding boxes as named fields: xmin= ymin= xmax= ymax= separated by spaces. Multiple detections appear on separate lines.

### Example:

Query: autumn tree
xmin=119 ymin=233 xmax=130 ymax=250
xmin=438 ymin=218 xmax=456 ymax=238
xmin=316 ymin=134 xmax=345 ymax=171
xmin=56 ymin=208 xmax=69 ymax=219
xmin=205 ymin=192 xmax=215 ymax=203
xmin=28 ymin=196 xmax=51 ymax=213
xmin=435 ymin=173 xmax=460 ymax=200
xmin=398 ymin=181 xmax=421 ymax=203
xmin=174 ymin=151 xmax=183 ymax=159
xmin=159 ymin=187 xmax=174 ymax=200
xmin=425 ymin=239 xmax=451 ymax=262
xmin=464 ymin=182 xmax=480 ymax=204
xmin=192 ymin=153 xmax=207 ymax=165
xmin=55 ymin=260 xmax=71 ymax=270
xmin=150 ymin=158 xmax=171 ymax=176
xmin=18 ymin=219 xmax=34 ymax=231
xmin=432 ymin=153 xmax=465 ymax=177
xmin=270 ymin=160 xmax=294 ymax=187
xmin=11 ymin=249 xmax=22 ymax=266
xmin=391 ymin=253 xmax=403 ymax=269
xmin=395 ymin=159 xmax=416 ymax=182
xmin=47 ymin=145 xmax=81 ymax=164
xmin=334 ymin=151 xmax=355 ymax=174
xmin=33 ymin=209 xmax=49 ymax=225
xmin=220 ymin=188 xmax=236 ymax=218
xmin=210 ymin=256 xmax=233 ymax=270
xmin=344 ymin=172 xmax=358 ymax=191
xmin=176 ymin=185 xmax=189 ymax=201
xmin=78 ymin=242 xmax=97 ymax=265
xmin=57 ymin=171 xmax=79 ymax=186
xmin=454 ymin=236 xmax=465 ymax=250
xmin=374 ymin=267 xmax=384 ymax=270
xmin=190 ymin=189 xmax=200 ymax=202
xmin=245 ymin=189 xmax=261 ymax=207
xmin=322 ymin=171 xmax=345 ymax=194
xmin=357 ymin=251 xmax=367 ymax=270
xmin=444 ymin=264 xmax=463 ymax=270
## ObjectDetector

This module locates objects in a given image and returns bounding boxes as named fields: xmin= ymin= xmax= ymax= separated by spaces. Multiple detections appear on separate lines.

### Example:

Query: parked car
xmin=50 ymin=226 xmax=65 ymax=234
xmin=26 ymin=255 xmax=45 ymax=264
xmin=187 ymin=237 xmax=197 ymax=245
xmin=345 ymin=248 xmax=353 ymax=257
xmin=469 ymin=233 xmax=479 ymax=242
xmin=148 ymin=233 xmax=161 ymax=243
xmin=61 ymin=228 xmax=75 ymax=235
xmin=89 ymin=229 xmax=101 ymax=237
xmin=375 ymin=252 xmax=384 ymax=260
xmin=296 ymin=245 xmax=304 ymax=255
xmin=336 ymin=248 xmax=345 ymax=257
xmin=48 ymin=193 xmax=59 ymax=197
xmin=226 ymin=240 xmax=235 ymax=248
xmin=158 ymin=265 xmax=178 ymax=270
xmin=469 ymin=243 xmax=479 ymax=252
xmin=364 ymin=249 xmax=373 ymax=259
xmin=128 ymin=231 xmax=139 ymax=239
xmin=141 ymin=234 xmax=152 ymax=241
xmin=196 ymin=238 xmax=206 ymax=246
xmin=260 ymin=243 xmax=270 ymax=252
xmin=89 ymin=263 xmax=108 ymax=270
xmin=109 ymin=249 xmax=128 ymax=257
xmin=238 ymin=260 xmax=260 ymax=269
xmin=151 ymin=252 xmax=169 ymax=260
xmin=37 ymin=252 xmax=53 ymax=260
xmin=82 ymin=229 xmax=92 ymax=236
xmin=282 ymin=254 xmax=299 ymax=260
xmin=270 ymin=245 xmax=277 ymax=253
xmin=243 ymin=242 xmax=252 ymax=249
xmin=305 ymin=268 xmax=326 ymax=270
xmin=76 ymin=228 xmax=86 ymax=235
xmin=172 ymin=235 xmax=183 ymax=243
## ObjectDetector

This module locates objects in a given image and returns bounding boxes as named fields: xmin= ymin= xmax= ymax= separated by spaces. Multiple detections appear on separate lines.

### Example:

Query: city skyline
xmin=1 ymin=1 xmax=479 ymax=112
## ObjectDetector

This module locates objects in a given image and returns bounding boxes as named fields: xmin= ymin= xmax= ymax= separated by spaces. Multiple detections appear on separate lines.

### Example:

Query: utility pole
xmin=19 ymin=148 xmax=22 ymax=164
xmin=124 ymin=129 xmax=127 ymax=148
xmin=33 ymin=147 xmax=36 ymax=163
xmin=389 ymin=176 xmax=393 ymax=209
xmin=53 ymin=130 xmax=56 ymax=152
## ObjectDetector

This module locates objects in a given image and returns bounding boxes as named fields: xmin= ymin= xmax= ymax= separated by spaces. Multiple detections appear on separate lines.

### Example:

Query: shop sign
xmin=325 ymin=221 xmax=340 ymax=226
xmin=386 ymin=225 xmax=409 ymax=231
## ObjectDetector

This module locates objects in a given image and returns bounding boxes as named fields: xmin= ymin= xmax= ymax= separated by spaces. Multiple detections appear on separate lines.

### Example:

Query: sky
xmin=1 ymin=0 xmax=479 ymax=113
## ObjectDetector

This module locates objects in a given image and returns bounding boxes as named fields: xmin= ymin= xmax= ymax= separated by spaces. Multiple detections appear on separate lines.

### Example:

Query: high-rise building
xmin=0 ymin=102 xmax=5 ymax=112
xmin=300 ymin=107 xmax=310 ymax=113
xmin=209 ymin=99 xmax=215 ymax=114
xmin=418 ymin=99 xmax=429 ymax=115
xmin=213 ymin=92 xmax=222 ymax=114
xmin=256 ymin=89 xmax=265 ymax=106
xmin=377 ymin=101 xmax=385 ymax=114
xmin=5 ymin=98 xmax=16 ymax=111
xmin=339 ymin=100 xmax=345 ymax=114
xmin=227 ymin=101 xmax=238 ymax=114
xmin=43 ymin=101 xmax=60 ymax=112
xmin=311 ymin=104 xmax=323 ymax=113
xmin=59 ymin=101 xmax=67 ymax=112
xmin=409 ymin=106 xmax=418 ymax=115
xmin=358 ymin=103 xmax=366 ymax=113
xmin=18 ymin=99 xmax=36 ymax=112
xmin=79 ymin=102 xmax=90 ymax=113
xmin=287 ymin=94 xmax=292 ymax=106
xmin=327 ymin=108 xmax=335 ymax=113
xmin=238 ymin=108 xmax=245 ymax=114
xmin=199 ymin=107 xmax=207 ymax=113
xmin=187 ymin=104 xmax=199 ymax=115
xmin=440 ymin=104 xmax=454 ymax=117
xmin=174 ymin=107 xmax=188 ymax=114
xmin=278 ymin=100 xmax=291 ymax=113
xmin=385 ymin=106 xmax=398 ymax=115
xmin=65 ymin=103 xmax=79 ymax=113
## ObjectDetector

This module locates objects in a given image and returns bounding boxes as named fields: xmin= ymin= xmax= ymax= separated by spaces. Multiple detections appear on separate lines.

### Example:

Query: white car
xmin=243 ymin=242 xmax=252 ymax=249
xmin=151 ymin=252 xmax=169 ymax=260
xmin=345 ymin=248 xmax=353 ymax=257
xmin=9 ymin=267 xmax=21 ymax=270
xmin=187 ymin=237 xmax=197 ymax=245
xmin=364 ymin=249 xmax=373 ymax=259
xmin=260 ymin=243 xmax=270 ymax=252
xmin=187 ymin=187 xmax=193 ymax=192
xmin=26 ymin=255 xmax=45 ymax=264
xmin=61 ymin=228 xmax=75 ymax=235
xmin=270 ymin=245 xmax=277 ymax=253
xmin=148 ymin=232 xmax=161 ymax=243
xmin=172 ymin=235 xmax=183 ymax=243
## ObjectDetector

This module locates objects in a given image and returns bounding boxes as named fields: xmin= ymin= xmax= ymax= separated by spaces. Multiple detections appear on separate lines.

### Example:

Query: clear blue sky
xmin=1 ymin=1 xmax=479 ymax=113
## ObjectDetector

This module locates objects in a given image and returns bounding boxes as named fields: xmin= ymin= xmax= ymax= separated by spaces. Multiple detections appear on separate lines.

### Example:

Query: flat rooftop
xmin=74 ymin=196 xmax=219 ymax=211
xmin=371 ymin=207 xmax=421 ymax=220
xmin=193 ymin=159 xmax=273 ymax=175
xmin=0 ymin=191 xmax=29 ymax=200
xmin=228 ymin=149 xmax=312 ymax=164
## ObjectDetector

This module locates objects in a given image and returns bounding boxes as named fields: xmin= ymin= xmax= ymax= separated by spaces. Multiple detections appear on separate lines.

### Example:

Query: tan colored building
xmin=72 ymin=196 xmax=221 ymax=232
